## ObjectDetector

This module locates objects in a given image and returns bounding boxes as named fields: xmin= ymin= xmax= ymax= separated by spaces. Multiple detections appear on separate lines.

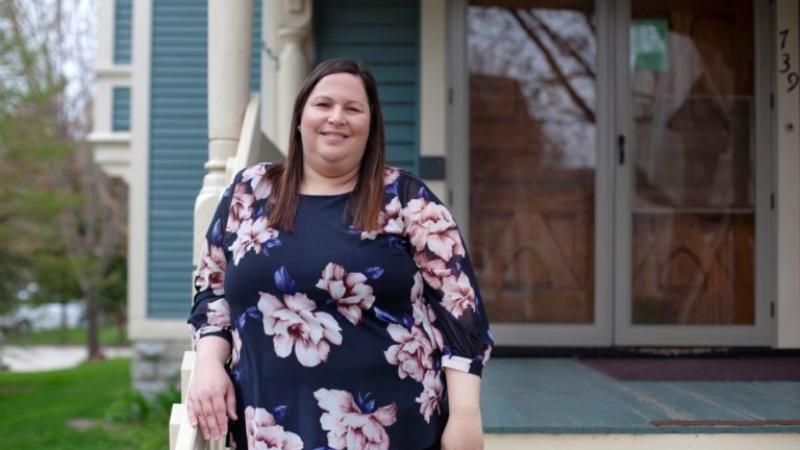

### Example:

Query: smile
xmin=320 ymin=131 xmax=349 ymax=139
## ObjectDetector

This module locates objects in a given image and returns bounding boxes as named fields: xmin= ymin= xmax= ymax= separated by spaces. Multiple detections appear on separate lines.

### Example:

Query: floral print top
xmin=188 ymin=163 xmax=494 ymax=450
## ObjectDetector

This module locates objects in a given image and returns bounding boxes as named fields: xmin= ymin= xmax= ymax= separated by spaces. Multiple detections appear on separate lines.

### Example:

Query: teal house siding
xmin=148 ymin=0 xmax=262 ymax=319
xmin=114 ymin=0 xmax=132 ymax=64
xmin=314 ymin=0 xmax=420 ymax=174
xmin=112 ymin=86 xmax=131 ymax=131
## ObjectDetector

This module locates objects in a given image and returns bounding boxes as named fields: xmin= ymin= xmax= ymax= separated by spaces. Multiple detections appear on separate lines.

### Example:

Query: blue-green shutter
xmin=114 ymin=0 xmax=132 ymax=64
xmin=112 ymin=86 xmax=131 ymax=131
xmin=148 ymin=0 xmax=262 ymax=319
xmin=313 ymin=0 xmax=420 ymax=174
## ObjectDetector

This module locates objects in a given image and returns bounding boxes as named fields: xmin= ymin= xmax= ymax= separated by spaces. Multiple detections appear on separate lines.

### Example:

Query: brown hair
xmin=266 ymin=58 xmax=386 ymax=232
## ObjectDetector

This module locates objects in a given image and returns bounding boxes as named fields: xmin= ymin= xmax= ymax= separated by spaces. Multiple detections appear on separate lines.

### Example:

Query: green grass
xmin=5 ymin=326 xmax=128 ymax=347
xmin=0 ymin=358 xmax=170 ymax=449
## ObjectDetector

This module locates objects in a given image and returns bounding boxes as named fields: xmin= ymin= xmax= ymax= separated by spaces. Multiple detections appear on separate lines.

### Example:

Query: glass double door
xmin=463 ymin=0 xmax=772 ymax=346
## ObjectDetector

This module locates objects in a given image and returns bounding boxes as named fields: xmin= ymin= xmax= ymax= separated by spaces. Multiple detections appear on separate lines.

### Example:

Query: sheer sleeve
xmin=398 ymin=171 xmax=494 ymax=377
xmin=186 ymin=171 xmax=241 ymax=347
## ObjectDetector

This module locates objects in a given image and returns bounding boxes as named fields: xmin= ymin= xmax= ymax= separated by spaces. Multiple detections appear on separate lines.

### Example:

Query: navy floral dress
xmin=188 ymin=163 xmax=494 ymax=450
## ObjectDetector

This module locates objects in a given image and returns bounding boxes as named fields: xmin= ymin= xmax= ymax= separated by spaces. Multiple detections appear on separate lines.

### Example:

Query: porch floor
xmin=480 ymin=358 xmax=800 ymax=434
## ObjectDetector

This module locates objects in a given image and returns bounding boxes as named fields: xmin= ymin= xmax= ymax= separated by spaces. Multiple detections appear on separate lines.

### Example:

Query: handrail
xmin=169 ymin=350 xmax=227 ymax=450
xmin=170 ymin=351 xmax=206 ymax=450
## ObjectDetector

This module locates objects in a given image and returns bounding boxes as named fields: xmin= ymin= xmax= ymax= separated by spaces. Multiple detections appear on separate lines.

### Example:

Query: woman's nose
xmin=327 ymin=106 xmax=345 ymax=124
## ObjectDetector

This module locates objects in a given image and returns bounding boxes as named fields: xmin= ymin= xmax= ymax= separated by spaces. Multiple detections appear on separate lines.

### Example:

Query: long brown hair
xmin=266 ymin=58 xmax=386 ymax=232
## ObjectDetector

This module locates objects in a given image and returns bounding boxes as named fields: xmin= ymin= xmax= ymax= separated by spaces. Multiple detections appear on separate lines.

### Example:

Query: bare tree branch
xmin=527 ymin=11 xmax=595 ymax=80
xmin=508 ymin=8 xmax=596 ymax=123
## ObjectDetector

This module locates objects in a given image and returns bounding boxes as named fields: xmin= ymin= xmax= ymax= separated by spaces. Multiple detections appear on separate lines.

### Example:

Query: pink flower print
xmin=314 ymin=388 xmax=397 ymax=450
xmin=194 ymin=242 xmax=227 ymax=295
xmin=227 ymin=183 xmax=255 ymax=233
xmin=416 ymin=370 xmax=444 ymax=423
xmin=381 ymin=197 xmax=404 ymax=235
xmin=361 ymin=197 xmax=404 ymax=240
xmin=231 ymin=328 xmax=242 ymax=369
xmin=384 ymin=324 xmax=435 ymax=383
xmin=257 ymin=292 xmax=343 ymax=367
xmin=206 ymin=298 xmax=231 ymax=328
xmin=441 ymin=272 xmax=476 ymax=318
xmin=242 ymin=163 xmax=273 ymax=200
xmin=403 ymin=198 xmax=465 ymax=261
xmin=412 ymin=251 xmax=452 ymax=291
xmin=228 ymin=216 xmax=280 ymax=265
xmin=383 ymin=167 xmax=399 ymax=186
xmin=315 ymin=263 xmax=375 ymax=325
xmin=244 ymin=406 xmax=303 ymax=450
xmin=410 ymin=273 xmax=444 ymax=350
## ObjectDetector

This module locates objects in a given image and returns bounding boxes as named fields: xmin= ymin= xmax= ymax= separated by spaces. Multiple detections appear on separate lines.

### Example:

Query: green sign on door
xmin=631 ymin=19 xmax=669 ymax=71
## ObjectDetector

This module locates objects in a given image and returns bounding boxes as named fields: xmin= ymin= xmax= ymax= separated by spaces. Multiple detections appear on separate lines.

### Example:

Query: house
xmin=90 ymin=0 xmax=800 ymax=448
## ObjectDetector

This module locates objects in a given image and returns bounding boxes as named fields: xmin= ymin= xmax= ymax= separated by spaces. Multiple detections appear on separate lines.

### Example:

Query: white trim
xmin=484 ymin=433 xmax=800 ymax=450
xmin=88 ymin=131 xmax=131 ymax=144
xmin=95 ymin=65 xmax=133 ymax=78
xmin=775 ymin=0 xmax=800 ymax=348
xmin=128 ymin=0 xmax=153 ymax=340
xmin=91 ymin=0 xmax=132 ymax=181
xmin=441 ymin=354 xmax=472 ymax=373
xmin=97 ymin=0 xmax=114 ymax=66
xmin=420 ymin=0 xmax=447 ymax=159
xmin=90 ymin=131 xmax=132 ymax=183
xmin=421 ymin=0 xmax=448 ymax=205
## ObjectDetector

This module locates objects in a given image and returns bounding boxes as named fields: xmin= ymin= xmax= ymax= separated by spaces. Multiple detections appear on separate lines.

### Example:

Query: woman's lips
xmin=320 ymin=131 xmax=348 ymax=142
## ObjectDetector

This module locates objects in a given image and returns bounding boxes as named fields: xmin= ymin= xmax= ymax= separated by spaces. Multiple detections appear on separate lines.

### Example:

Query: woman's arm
xmin=442 ymin=368 xmax=484 ymax=450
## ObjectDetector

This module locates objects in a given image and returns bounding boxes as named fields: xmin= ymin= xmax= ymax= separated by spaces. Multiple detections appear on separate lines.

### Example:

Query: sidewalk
xmin=0 ymin=345 xmax=132 ymax=372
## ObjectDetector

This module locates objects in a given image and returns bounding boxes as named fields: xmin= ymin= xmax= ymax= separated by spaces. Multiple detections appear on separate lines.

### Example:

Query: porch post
xmin=194 ymin=0 xmax=253 ymax=262
xmin=275 ymin=0 xmax=312 ymax=152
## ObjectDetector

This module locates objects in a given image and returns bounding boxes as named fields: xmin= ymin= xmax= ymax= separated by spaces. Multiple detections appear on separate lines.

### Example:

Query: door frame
xmin=611 ymin=0 xmax=775 ymax=346
xmin=446 ymin=0 xmax=615 ymax=347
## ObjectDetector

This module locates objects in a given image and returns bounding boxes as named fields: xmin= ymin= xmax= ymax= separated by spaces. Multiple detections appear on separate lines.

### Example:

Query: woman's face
xmin=299 ymin=72 xmax=371 ymax=176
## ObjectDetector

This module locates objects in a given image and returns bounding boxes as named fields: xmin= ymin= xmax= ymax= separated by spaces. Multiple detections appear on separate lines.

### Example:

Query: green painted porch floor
xmin=480 ymin=358 xmax=800 ymax=434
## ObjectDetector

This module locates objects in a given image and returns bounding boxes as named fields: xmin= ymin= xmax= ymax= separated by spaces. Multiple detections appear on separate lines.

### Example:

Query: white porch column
xmin=195 ymin=0 xmax=254 ymax=262
xmin=272 ymin=0 xmax=313 ymax=152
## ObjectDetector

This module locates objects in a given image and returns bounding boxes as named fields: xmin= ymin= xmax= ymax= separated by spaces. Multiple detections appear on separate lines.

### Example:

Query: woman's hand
xmin=186 ymin=337 xmax=237 ymax=441
xmin=442 ymin=409 xmax=484 ymax=450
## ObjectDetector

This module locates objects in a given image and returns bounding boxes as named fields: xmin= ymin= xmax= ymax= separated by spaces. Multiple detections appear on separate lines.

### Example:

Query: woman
xmin=188 ymin=58 xmax=493 ymax=450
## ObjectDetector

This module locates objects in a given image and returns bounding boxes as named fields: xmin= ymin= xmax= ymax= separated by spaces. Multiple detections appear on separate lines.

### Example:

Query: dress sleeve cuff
xmin=190 ymin=325 xmax=233 ymax=348
xmin=441 ymin=355 xmax=474 ymax=373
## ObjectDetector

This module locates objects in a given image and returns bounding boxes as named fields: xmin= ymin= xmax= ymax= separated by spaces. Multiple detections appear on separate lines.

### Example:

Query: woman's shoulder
xmin=230 ymin=161 xmax=280 ymax=201
xmin=384 ymin=166 xmax=437 ymax=204
xmin=240 ymin=161 xmax=278 ymax=180
xmin=384 ymin=165 xmax=425 ymax=190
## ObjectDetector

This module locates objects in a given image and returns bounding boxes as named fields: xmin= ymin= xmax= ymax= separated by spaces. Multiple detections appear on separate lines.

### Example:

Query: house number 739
xmin=779 ymin=29 xmax=799 ymax=92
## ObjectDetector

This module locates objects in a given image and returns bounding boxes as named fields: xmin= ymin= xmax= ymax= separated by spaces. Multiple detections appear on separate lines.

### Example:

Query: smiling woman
xmin=300 ymin=73 xmax=372 ymax=181
xmin=186 ymin=59 xmax=494 ymax=450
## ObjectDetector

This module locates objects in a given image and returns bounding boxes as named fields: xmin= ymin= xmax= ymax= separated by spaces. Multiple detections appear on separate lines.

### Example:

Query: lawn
xmin=0 ymin=358 xmax=170 ymax=449
xmin=5 ymin=326 xmax=128 ymax=347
